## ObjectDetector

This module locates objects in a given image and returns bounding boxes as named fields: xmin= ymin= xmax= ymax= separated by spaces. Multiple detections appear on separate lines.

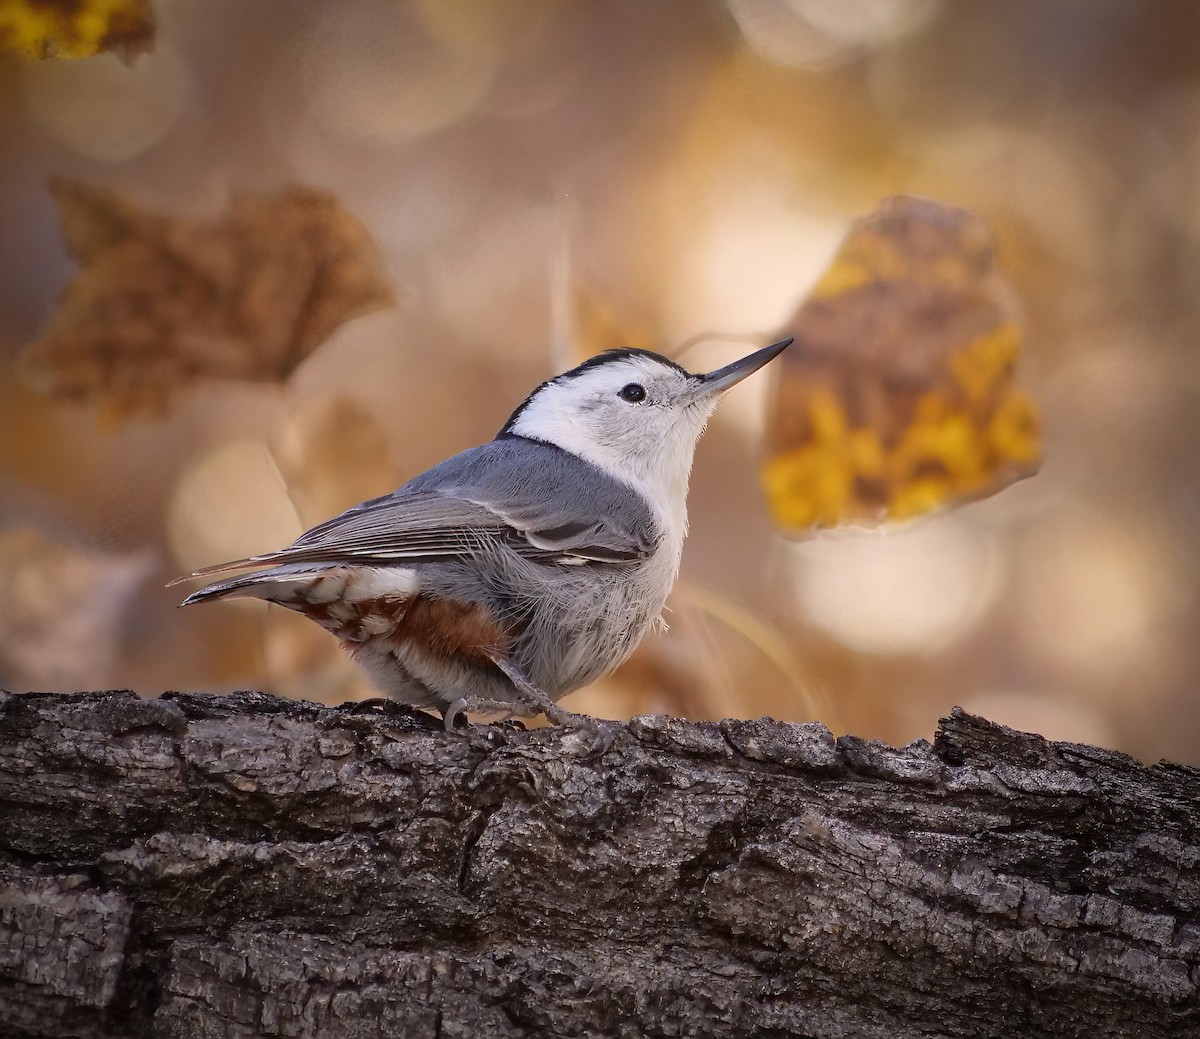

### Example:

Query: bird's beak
xmin=693 ymin=337 xmax=793 ymax=399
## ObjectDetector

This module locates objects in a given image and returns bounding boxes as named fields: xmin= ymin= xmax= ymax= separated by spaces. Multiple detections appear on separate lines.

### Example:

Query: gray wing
xmin=189 ymin=439 xmax=658 ymax=576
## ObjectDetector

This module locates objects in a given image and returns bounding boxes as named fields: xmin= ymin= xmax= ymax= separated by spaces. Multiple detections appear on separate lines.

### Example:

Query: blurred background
xmin=1 ymin=0 xmax=1197 ymax=763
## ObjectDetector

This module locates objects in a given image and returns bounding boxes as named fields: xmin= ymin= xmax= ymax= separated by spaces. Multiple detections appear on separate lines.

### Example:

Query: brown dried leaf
xmin=764 ymin=195 xmax=1041 ymax=530
xmin=20 ymin=181 xmax=395 ymax=422
xmin=0 ymin=0 xmax=154 ymax=62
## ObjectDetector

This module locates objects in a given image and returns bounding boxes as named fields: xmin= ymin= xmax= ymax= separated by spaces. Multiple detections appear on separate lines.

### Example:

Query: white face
xmin=504 ymin=351 xmax=718 ymax=509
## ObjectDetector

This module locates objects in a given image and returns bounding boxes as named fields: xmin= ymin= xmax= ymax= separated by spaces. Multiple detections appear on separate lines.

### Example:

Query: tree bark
xmin=0 ymin=690 xmax=1197 ymax=1039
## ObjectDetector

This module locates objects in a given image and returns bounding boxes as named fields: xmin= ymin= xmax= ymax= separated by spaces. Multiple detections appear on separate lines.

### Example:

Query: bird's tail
xmin=176 ymin=563 xmax=326 ymax=608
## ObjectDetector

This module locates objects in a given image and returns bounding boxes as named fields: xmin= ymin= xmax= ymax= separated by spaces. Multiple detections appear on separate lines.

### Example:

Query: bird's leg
xmin=486 ymin=653 xmax=593 ymax=729
xmin=442 ymin=657 xmax=595 ymax=733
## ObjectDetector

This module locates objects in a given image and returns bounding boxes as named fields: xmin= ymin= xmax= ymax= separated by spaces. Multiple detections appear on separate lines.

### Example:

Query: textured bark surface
xmin=1 ymin=690 xmax=1198 ymax=1039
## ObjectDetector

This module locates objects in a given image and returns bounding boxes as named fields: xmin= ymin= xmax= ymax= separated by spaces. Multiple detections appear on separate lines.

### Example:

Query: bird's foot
xmin=441 ymin=696 xmax=533 ymax=733
xmin=442 ymin=696 xmax=472 ymax=732
xmin=486 ymin=654 xmax=589 ymax=727
xmin=484 ymin=652 xmax=614 ymax=753
xmin=540 ymin=701 xmax=595 ymax=729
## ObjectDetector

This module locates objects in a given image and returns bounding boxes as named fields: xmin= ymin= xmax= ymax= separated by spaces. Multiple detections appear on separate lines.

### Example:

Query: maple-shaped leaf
xmin=763 ymin=195 xmax=1041 ymax=530
xmin=0 ymin=0 xmax=154 ymax=62
xmin=20 ymin=181 xmax=395 ymax=423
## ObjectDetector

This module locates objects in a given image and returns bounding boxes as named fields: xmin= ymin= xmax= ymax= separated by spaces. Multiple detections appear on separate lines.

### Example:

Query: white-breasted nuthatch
xmin=176 ymin=338 xmax=792 ymax=729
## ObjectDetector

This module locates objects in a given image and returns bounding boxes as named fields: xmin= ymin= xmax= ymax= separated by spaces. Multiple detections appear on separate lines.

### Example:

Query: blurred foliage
xmin=19 ymin=181 xmax=393 ymax=423
xmin=0 ymin=0 xmax=154 ymax=62
xmin=1 ymin=0 xmax=1198 ymax=765
xmin=0 ymin=525 xmax=152 ymax=683
xmin=764 ymin=195 xmax=1040 ymax=529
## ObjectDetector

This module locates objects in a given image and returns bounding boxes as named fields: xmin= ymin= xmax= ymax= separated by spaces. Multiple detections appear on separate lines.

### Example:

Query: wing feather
xmin=178 ymin=439 xmax=657 ymax=579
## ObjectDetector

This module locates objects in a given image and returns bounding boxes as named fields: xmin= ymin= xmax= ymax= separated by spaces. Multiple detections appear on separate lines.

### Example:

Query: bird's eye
xmin=618 ymin=383 xmax=647 ymax=403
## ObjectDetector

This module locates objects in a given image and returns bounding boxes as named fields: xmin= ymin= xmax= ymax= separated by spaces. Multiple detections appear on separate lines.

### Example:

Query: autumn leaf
xmin=0 ymin=0 xmax=154 ymax=62
xmin=763 ymin=195 xmax=1041 ymax=530
xmin=19 ymin=181 xmax=395 ymax=423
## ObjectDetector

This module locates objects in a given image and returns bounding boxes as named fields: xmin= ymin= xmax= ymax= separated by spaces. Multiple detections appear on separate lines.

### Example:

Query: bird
xmin=175 ymin=338 xmax=792 ymax=730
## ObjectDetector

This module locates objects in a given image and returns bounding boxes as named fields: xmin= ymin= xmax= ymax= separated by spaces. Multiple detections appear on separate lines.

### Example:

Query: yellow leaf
xmin=0 ymin=0 xmax=154 ymax=61
xmin=764 ymin=195 xmax=1040 ymax=529
xmin=951 ymin=323 xmax=1021 ymax=405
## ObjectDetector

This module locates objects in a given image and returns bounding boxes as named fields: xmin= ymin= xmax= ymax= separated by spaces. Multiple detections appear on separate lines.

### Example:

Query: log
xmin=0 ymin=689 xmax=1197 ymax=1038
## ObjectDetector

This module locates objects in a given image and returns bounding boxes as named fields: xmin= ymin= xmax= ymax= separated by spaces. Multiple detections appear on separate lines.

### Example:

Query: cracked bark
xmin=1 ymin=690 xmax=1198 ymax=1039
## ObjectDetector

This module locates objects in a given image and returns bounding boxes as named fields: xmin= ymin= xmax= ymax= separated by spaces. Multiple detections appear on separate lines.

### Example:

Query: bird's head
xmin=499 ymin=338 xmax=792 ymax=517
